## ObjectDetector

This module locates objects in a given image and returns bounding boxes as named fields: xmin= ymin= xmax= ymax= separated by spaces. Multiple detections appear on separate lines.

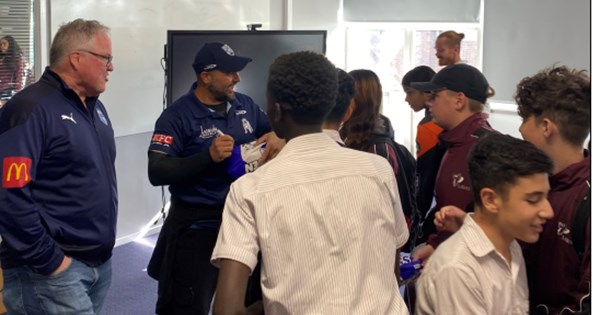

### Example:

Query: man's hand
xmin=256 ymin=132 xmax=285 ymax=165
xmin=210 ymin=134 xmax=235 ymax=163
xmin=51 ymin=256 xmax=72 ymax=276
xmin=434 ymin=205 xmax=467 ymax=233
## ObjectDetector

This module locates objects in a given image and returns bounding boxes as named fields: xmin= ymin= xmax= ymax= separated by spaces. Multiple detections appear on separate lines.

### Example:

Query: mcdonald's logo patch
xmin=3 ymin=157 xmax=32 ymax=188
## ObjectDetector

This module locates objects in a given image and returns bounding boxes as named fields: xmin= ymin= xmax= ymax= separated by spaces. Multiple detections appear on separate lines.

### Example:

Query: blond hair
xmin=437 ymin=30 xmax=465 ymax=47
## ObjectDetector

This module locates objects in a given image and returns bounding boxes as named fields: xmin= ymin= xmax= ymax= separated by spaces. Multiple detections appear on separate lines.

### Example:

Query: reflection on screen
xmin=166 ymin=31 xmax=326 ymax=110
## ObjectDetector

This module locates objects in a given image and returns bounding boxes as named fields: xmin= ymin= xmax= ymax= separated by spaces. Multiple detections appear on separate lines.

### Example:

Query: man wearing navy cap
xmin=409 ymin=64 xmax=496 ymax=262
xmin=146 ymin=42 xmax=283 ymax=315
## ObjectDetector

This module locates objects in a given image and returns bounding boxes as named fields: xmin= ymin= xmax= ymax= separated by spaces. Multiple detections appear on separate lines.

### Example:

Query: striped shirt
xmin=416 ymin=214 xmax=529 ymax=315
xmin=211 ymin=132 xmax=409 ymax=315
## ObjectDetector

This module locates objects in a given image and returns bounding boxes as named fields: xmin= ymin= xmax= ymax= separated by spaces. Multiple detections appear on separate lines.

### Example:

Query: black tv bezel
xmin=165 ymin=30 xmax=327 ymax=107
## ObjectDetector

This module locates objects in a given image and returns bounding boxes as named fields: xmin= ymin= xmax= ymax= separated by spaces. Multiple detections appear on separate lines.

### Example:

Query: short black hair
xmin=267 ymin=51 xmax=338 ymax=125
xmin=515 ymin=65 xmax=590 ymax=146
xmin=324 ymin=68 xmax=355 ymax=124
xmin=468 ymin=133 xmax=554 ymax=207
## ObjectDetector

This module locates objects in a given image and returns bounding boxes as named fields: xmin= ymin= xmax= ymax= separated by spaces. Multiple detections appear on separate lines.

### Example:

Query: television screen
xmin=166 ymin=30 xmax=327 ymax=109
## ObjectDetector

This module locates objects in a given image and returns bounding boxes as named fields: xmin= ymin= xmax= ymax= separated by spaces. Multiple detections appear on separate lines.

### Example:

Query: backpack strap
xmin=571 ymin=180 xmax=591 ymax=260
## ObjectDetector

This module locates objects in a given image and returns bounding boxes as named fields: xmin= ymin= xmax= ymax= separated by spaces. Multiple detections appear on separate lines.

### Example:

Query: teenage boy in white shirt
xmin=416 ymin=133 xmax=554 ymax=315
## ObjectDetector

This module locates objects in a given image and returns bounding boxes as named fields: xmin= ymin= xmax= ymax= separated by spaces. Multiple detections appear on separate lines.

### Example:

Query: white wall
xmin=49 ymin=0 xmax=273 ymax=137
xmin=482 ymin=0 xmax=590 ymax=137
xmin=483 ymin=0 xmax=590 ymax=102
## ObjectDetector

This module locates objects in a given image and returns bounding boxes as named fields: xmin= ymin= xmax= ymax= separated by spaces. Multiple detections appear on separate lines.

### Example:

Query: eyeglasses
xmin=78 ymin=50 xmax=113 ymax=68
xmin=427 ymin=90 xmax=443 ymax=101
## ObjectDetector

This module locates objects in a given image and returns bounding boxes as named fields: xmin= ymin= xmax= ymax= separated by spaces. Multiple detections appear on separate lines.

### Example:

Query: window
xmin=344 ymin=23 xmax=482 ymax=153
xmin=0 ymin=0 xmax=35 ymax=106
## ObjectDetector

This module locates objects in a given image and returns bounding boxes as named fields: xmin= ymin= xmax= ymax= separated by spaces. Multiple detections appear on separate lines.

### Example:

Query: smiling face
xmin=205 ymin=70 xmax=240 ymax=102
xmin=435 ymin=37 xmax=459 ymax=66
xmin=495 ymin=173 xmax=553 ymax=244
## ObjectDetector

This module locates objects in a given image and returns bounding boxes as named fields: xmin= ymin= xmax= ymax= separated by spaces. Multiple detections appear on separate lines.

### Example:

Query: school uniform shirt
xmin=211 ymin=132 xmax=409 ymax=315
xmin=148 ymin=82 xmax=271 ymax=206
xmin=323 ymin=128 xmax=344 ymax=145
xmin=0 ymin=68 xmax=117 ymax=275
xmin=416 ymin=214 xmax=529 ymax=315
xmin=524 ymin=155 xmax=590 ymax=315
xmin=427 ymin=112 xmax=493 ymax=248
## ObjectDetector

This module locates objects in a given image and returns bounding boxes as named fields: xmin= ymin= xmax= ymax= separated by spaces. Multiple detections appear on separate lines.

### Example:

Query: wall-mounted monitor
xmin=166 ymin=30 xmax=327 ymax=109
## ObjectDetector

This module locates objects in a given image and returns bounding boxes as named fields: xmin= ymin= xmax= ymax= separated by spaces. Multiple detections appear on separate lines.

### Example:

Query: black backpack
xmin=368 ymin=134 xmax=418 ymax=235
xmin=572 ymin=181 xmax=590 ymax=261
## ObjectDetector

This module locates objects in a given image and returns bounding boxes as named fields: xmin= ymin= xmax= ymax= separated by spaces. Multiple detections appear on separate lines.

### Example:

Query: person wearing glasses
xmin=146 ymin=42 xmax=284 ymax=315
xmin=0 ymin=18 xmax=116 ymax=314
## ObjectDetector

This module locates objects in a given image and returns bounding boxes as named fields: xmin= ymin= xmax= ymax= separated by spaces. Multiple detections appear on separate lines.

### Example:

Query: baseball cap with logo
xmin=410 ymin=64 xmax=490 ymax=104
xmin=192 ymin=42 xmax=253 ymax=74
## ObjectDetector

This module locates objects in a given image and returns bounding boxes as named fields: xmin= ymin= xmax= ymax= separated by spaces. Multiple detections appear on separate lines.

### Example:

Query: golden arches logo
xmin=2 ymin=157 xmax=32 ymax=188
xmin=6 ymin=163 xmax=29 ymax=181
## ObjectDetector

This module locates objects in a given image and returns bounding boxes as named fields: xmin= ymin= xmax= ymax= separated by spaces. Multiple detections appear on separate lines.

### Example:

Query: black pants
xmin=148 ymin=200 xmax=262 ymax=315
xmin=148 ymin=201 xmax=222 ymax=315
xmin=170 ymin=227 xmax=219 ymax=314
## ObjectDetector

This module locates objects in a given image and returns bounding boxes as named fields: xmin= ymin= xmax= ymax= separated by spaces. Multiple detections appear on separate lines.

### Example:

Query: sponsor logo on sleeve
xmin=151 ymin=133 xmax=174 ymax=147
xmin=2 ymin=157 xmax=32 ymax=188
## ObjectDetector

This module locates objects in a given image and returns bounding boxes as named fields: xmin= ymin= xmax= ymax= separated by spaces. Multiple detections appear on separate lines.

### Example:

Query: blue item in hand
xmin=400 ymin=259 xmax=423 ymax=282
xmin=227 ymin=141 xmax=267 ymax=179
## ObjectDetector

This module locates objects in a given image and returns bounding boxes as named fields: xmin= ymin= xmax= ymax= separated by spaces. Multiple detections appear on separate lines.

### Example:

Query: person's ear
xmin=271 ymin=102 xmax=283 ymax=123
xmin=541 ymin=118 xmax=557 ymax=139
xmin=68 ymin=52 xmax=81 ymax=70
xmin=480 ymin=187 xmax=501 ymax=214
xmin=454 ymin=92 xmax=467 ymax=111
xmin=199 ymin=71 xmax=212 ymax=84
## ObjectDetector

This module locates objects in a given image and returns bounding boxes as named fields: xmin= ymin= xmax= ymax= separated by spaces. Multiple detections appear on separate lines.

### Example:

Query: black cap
xmin=410 ymin=64 xmax=490 ymax=103
xmin=192 ymin=42 xmax=252 ymax=73
xmin=402 ymin=65 xmax=435 ymax=86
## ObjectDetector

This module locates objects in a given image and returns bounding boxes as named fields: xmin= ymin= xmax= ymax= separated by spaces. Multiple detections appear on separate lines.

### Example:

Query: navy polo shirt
xmin=149 ymin=83 xmax=271 ymax=206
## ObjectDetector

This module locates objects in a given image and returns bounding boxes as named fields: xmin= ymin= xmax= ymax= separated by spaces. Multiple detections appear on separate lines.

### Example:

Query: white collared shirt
xmin=322 ymin=128 xmax=344 ymax=145
xmin=212 ymin=132 xmax=409 ymax=315
xmin=416 ymin=214 xmax=529 ymax=315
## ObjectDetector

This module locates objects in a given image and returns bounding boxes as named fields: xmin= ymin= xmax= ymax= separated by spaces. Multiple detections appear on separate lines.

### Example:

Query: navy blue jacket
xmin=0 ymin=68 xmax=117 ymax=275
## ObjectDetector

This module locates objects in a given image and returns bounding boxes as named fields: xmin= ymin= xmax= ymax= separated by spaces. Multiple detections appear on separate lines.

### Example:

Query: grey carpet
xmin=102 ymin=234 xmax=158 ymax=315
